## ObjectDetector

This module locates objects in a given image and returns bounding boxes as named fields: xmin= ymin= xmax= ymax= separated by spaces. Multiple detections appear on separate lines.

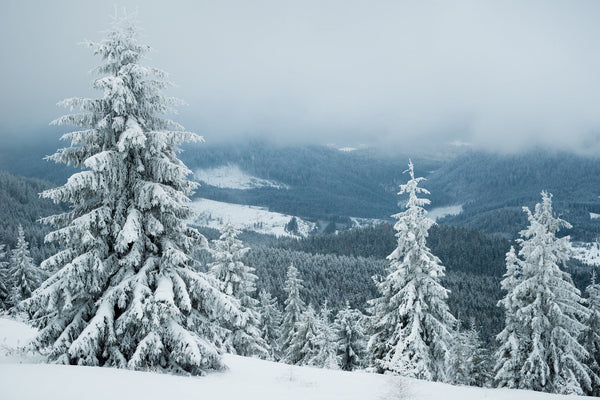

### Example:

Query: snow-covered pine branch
xmin=367 ymin=160 xmax=455 ymax=382
xmin=20 ymin=14 xmax=241 ymax=375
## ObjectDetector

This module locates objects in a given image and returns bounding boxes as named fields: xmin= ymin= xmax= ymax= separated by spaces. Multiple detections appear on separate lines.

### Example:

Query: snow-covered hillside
xmin=189 ymin=198 xmax=316 ymax=237
xmin=195 ymin=164 xmax=289 ymax=190
xmin=0 ymin=318 xmax=586 ymax=400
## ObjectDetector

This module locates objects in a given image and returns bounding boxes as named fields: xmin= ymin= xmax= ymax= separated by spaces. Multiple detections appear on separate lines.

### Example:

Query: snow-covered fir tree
xmin=334 ymin=301 xmax=367 ymax=371
xmin=368 ymin=160 xmax=455 ymax=381
xmin=258 ymin=290 xmax=282 ymax=360
xmin=494 ymin=192 xmax=591 ymax=394
xmin=493 ymin=246 xmax=523 ymax=389
xmin=20 ymin=15 xmax=242 ymax=375
xmin=0 ymin=244 xmax=10 ymax=309
xmin=583 ymin=271 xmax=600 ymax=396
xmin=447 ymin=319 xmax=489 ymax=387
xmin=310 ymin=301 xmax=339 ymax=369
xmin=209 ymin=221 xmax=267 ymax=358
xmin=9 ymin=225 xmax=44 ymax=305
xmin=280 ymin=264 xmax=305 ymax=364
xmin=286 ymin=305 xmax=320 ymax=366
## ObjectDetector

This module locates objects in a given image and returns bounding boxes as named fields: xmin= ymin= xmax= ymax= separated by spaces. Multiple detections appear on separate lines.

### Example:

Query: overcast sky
xmin=1 ymin=0 xmax=600 ymax=153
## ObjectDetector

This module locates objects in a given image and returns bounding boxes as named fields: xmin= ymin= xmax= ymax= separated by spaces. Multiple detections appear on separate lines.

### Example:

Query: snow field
xmin=573 ymin=242 xmax=600 ymax=267
xmin=189 ymin=198 xmax=316 ymax=237
xmin=0 ymin=318 xmax=588 ymax=400
xmin=195 ymin=164 xmax=289 ymax=190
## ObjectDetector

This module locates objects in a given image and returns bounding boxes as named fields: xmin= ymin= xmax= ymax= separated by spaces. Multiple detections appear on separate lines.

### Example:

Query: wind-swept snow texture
xmin=0 ymin=318 xmax=588 ymax=400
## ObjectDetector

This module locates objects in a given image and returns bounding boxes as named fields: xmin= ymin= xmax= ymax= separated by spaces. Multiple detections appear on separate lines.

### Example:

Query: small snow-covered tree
xmin=368 ymin=161 xmax=455 ymax=381
xmin=448 ymin=319 xmax=489 ymax=387
xmin=209 ymin=221 xmax=267 ymax=358
xmin=286 ymin=305 xmax=320 ymax=366
xmin=280 ymin=264 xmax=305 ymax=364
xmin=9 ymin=225 xmax=44 ymax=305
xmin=334 ymin=301 xmax=367 ymax=371
xmin=310 ymin=301 xmax=339 ymax=369
xmin=494 ymin=246 xmax=524 ymax=389
xmin=21 ymin=14 xmax=241 ymax=375
xmin=0 ymin=244 xmax=10 ymax=309
xmin=495 ymin=192 xmax=591 ymax=394
xmin=258 ymin=290 xmax=282 ymax=360
xmin=583 ymin=271 xmax=600 ymax=396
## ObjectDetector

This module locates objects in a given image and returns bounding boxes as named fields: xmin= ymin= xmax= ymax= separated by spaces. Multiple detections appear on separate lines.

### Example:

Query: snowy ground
xmin=188 ymin=198 xmax=316 ymax=237
xmin=195 ymin=164 xmax=289 ymax=190
xmin=0 ymin=318 xmax=588 ymax=400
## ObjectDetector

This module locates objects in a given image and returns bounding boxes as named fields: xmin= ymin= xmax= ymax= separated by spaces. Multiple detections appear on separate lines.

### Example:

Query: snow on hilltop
xmin=188 ymin=198 xmax=316 ymax=237
xmin=0 ymin=318 xmax=587 ymax=400
xmin=195 ymin=164 xmax=289 ymax=190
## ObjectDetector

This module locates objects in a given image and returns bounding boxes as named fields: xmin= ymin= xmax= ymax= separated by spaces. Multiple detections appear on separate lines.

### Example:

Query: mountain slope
xmin=182 ymin=141 xmax=442 ymax=219
xmin=427 ymin=150 xmax=600 ymax=240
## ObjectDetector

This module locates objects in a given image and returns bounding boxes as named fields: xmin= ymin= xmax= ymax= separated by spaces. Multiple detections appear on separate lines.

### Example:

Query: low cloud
xmin=1 ymin=0 xmax=600 ymax=154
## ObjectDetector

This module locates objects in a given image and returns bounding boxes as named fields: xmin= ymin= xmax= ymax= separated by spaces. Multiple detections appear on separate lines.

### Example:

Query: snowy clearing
xmin=195 ymin=164 xmax=289 ymax=190
xmin=188 ymin=198 xmax=316 ymax=237
xmin=0 ymin=317 xmax=586 ymax=400
xmin=572 ymin=242 xmax=600 ymax=267
xmin=427 ymin=204 xmax=463 ymax=221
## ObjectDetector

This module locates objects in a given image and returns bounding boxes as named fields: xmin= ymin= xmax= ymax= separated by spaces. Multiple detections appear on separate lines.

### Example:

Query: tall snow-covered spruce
xmin=209 ymin=221 xmax=267 ymax=358
xmin=494 ymin=192 xmax=591 ymax=394
xmin=21 ymin=15 xmax=241 ymax=375
xmin=368 ymin=161 xmax=455 ymax=381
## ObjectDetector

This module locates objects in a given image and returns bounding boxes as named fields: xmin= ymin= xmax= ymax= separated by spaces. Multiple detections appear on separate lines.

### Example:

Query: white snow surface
xmin=572 ymin=242 xmax=600 ymax=267
xmin=195 ymin=164 xmax=289 ymax=190
xmin=0 ymin=318 xmax=586 ymax=400
xmin=189 ymin=198 xmax=316 ymax=237
xmin=427 ymin=204 xmax=463 ymax=221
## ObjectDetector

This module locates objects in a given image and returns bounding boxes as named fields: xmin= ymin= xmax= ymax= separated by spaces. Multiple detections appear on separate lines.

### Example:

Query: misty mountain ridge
xmin=1 ymin=139 xmax=599 ymax=240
